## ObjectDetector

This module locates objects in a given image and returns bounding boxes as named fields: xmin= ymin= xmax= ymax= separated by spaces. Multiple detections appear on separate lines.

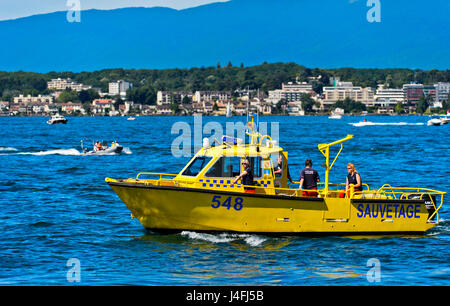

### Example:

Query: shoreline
xmin=0 ymin=113 xmax=444 ymax=118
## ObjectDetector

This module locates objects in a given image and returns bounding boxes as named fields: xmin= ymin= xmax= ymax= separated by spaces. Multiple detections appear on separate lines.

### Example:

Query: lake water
xmin=0 ymin=115 xmax=448 ymax=286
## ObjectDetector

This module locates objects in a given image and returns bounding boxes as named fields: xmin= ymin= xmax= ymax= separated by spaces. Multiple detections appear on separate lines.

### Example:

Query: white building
xmin=109 ymin=80 xmax=133 ymax=97
xmin=157 ymin=91 xmax=193 ymax=105
xmin=47 ymin=78 xmax=92 ymax=92
xmin=322 ymin=82 xmax=374 ymax=110
xmin=374 ymin=85 xmax=404 ymax=107
xmin=13 ymin=94 xmax=54 ymax=104
xmin=267 ymin=82 xmax=314 ymax=104
xmin=60 ymin=102 xmax=85 ymax=114
xmin=193 ymin=91 xmax=231 ymax=103
xmin=434 ymin=82 xmax=450 ymax=104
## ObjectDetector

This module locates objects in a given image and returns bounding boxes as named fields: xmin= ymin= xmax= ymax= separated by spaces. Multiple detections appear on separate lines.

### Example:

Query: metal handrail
xmin=136 ymin=172 xmax=177 ymax=180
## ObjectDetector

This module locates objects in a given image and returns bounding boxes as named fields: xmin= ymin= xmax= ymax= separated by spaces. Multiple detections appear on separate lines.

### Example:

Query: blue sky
xmin=0 ymin=0 xmax=228 ymax=20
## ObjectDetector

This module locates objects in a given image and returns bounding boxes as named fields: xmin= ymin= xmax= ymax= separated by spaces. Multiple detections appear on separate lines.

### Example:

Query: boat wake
xmin=181 ymin=231 xmax=267 ymax=247
xmin=0 ymin=147 xmax=19 ymax=152
xmin=349 ymin=122 xmax=425 ymax=127
xmin=17 ymin=148 xmax=82 ymax=156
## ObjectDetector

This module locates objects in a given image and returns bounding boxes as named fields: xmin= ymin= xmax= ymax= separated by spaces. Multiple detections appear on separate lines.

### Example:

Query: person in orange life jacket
xmin=299 ymin=159 xmax=320 ymax=197
xmin=274 ymin=154 xmax=294 ymax=184
xmin=231 ymin=159 xmax=255 ymax=193
xmin=345 ymin=163 xmax=362 ymax=197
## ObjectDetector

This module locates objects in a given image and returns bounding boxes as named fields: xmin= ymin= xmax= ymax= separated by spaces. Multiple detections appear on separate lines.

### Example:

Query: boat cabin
xmin=174 ymin=135 xmax=290 ymax=195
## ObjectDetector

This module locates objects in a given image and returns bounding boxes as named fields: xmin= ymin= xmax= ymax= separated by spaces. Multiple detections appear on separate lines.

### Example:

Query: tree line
xmin=1 ymin=63 xmax=449 ymax=109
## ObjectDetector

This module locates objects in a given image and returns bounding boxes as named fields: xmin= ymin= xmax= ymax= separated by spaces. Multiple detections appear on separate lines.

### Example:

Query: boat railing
xmin=373 ymin=185 xmax=446 ymax=222
xmin=136 ymin=172 xmax=177 ymax=181
xmin=110 ymin=174 xmax=445 ymax=222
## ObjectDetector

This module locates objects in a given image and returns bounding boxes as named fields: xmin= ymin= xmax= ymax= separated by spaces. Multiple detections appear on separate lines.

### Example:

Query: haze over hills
xmin=0 ymin=0 xmax=448 ymax=72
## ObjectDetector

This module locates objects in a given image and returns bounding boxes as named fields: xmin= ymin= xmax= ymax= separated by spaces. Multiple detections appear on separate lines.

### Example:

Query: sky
xmin=0 ymin=0 xmax=229 ymax=21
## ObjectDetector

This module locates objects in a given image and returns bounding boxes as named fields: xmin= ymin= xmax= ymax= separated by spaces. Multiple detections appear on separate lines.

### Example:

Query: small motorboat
xmin=427 ymin=116 xmax=443 ymax=126
xmin=81 ymin=140 xmax=123 ymax=155
xmin=328 ymin=113 xmax=342 ymax=119
xmin=46 ymin=114 xmax=67 ymax=125
xmin=127 ymin=117 xmax=136 ymax=121
xmin=329 ymin=108 xmax=343 ymax=119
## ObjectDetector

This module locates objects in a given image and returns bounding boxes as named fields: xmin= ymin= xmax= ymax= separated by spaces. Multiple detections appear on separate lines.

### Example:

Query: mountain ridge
xmin=0 ymin=0 xmax=448 ymax=72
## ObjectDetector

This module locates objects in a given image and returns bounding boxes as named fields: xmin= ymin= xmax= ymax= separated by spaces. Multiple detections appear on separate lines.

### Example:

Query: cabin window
xmin=181 ymin=156 xmax=213 ymax=177
xmin=248 ymin=156 xmax=262 ymax=178
xmin=205 ymin=156 xmax=241 ymax=178
xmin=205 ymin=156 xmax=262 ymax=178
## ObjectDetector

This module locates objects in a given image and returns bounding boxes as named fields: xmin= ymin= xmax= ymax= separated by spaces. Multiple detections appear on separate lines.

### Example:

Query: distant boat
xmin=81 ymin=140 xmax=123 ymax=155
xmin=328 ymin=111 xmax=342 ymax=119
xmin=226 ymin=102 xmax=232 ymax=117
xmin=427 ymin=116 xmax=443 ymax=126
xmin=46 ymin=114 xmax=67 ymax=125
xmin=127 ymin=116 xmax=135 ymax=121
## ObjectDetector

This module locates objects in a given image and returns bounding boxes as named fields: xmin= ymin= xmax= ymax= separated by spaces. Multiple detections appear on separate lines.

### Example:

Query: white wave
xmin=244 ymin=235 xmax=267 ymax=247
xmin=349 ymin=121 xmax=424 ymax=127
xmin=181 ymin=231 xmax=266 ymax=246
xmin=0 ymin=147 xmax=18 ymax=152
xmin=123 ymin=147 xmax=132 ymax=154
xmin=17 ymin=148 xmax=81 ymax=156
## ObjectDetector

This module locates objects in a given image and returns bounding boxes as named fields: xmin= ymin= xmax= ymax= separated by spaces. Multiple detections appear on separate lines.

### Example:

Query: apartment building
xmin=13 ymin=94 xmax=54 ymax=104
xmin=193 ymin=91 xmax=231 ymax=103
xmin=322 ymin=82 xmax=374 ymax=110
xmin=157 ymin=91 xmax=193 ymax=105
xmin=47 ymin=78 xmax=92 ymax=92
xmin=374 ymin=85 xmax=404 ymax=107
xmin=434 ymin=82 xmax=450 ymax=103
xmin=267 ymin=82 xmax=313 ymax=104
xmin=403 ymin=83 xmax=424 ymax=104
xmin=109 ymin=80 xmax=133 ymax=97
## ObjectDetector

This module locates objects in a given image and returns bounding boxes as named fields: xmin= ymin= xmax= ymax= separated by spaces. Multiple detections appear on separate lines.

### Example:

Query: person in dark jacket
xmin=274 ymin=154 xmax=294 ymax=184
xmin=299 ymin=159 xmax=320 ymax=197
xmin=231 ymin=159 xmax=255 ymax=193
xmin=345 ymin=163 xmax=362 ymax=197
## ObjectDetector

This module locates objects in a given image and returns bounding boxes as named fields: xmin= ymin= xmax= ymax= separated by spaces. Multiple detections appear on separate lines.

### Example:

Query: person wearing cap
xmin=231 ymin=159 xmax=255 ymax=193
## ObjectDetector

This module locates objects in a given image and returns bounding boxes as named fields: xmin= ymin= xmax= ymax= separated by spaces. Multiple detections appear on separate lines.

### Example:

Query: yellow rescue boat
xmin=106 ymin=121 xmax=445 ymax=235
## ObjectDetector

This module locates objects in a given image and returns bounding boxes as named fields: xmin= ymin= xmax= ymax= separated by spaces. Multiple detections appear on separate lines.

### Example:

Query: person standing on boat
xmin=274 ymin=154 xmax=294 ymax=184
xmin=231 ymin=159 xmax=256 ymax=193
xmin=299 ymin=159 xmax=320 ymax=197
xmin=345 ymin=163 xmax=362 ymax=197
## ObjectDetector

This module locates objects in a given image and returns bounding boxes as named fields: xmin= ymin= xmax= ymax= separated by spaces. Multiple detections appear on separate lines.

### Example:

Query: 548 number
xmin=211 ymin=195 xmax=243 ymax=211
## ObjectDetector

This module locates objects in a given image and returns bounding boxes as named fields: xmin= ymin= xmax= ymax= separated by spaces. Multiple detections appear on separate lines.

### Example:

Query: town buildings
xmin=4 ymin=76 xmax=449 ymax=116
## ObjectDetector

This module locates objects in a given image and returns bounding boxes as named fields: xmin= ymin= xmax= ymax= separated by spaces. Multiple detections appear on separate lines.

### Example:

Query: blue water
xmin=0 ymin=115 xmax=449 ymax=285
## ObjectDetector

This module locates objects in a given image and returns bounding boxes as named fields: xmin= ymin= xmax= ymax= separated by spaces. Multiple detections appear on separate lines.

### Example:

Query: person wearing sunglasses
xmin=231 ymin=159 xmax=255 ymax=193
xmin=345 ymin=163 xmax=362 ymax=197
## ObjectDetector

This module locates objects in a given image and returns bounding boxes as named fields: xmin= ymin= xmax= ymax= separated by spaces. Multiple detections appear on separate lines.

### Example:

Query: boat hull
xmin=107 ymin=182 xmax=436 ymax=235
xmin=84 ymin=145 xmax=123 ymax=155
xmin=47 ymin=119 xmax=67 ymax=125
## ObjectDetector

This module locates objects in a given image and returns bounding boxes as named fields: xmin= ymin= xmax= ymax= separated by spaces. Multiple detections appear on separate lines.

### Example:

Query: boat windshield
xmin=181 ymin=155 xmax=213 ymax=177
